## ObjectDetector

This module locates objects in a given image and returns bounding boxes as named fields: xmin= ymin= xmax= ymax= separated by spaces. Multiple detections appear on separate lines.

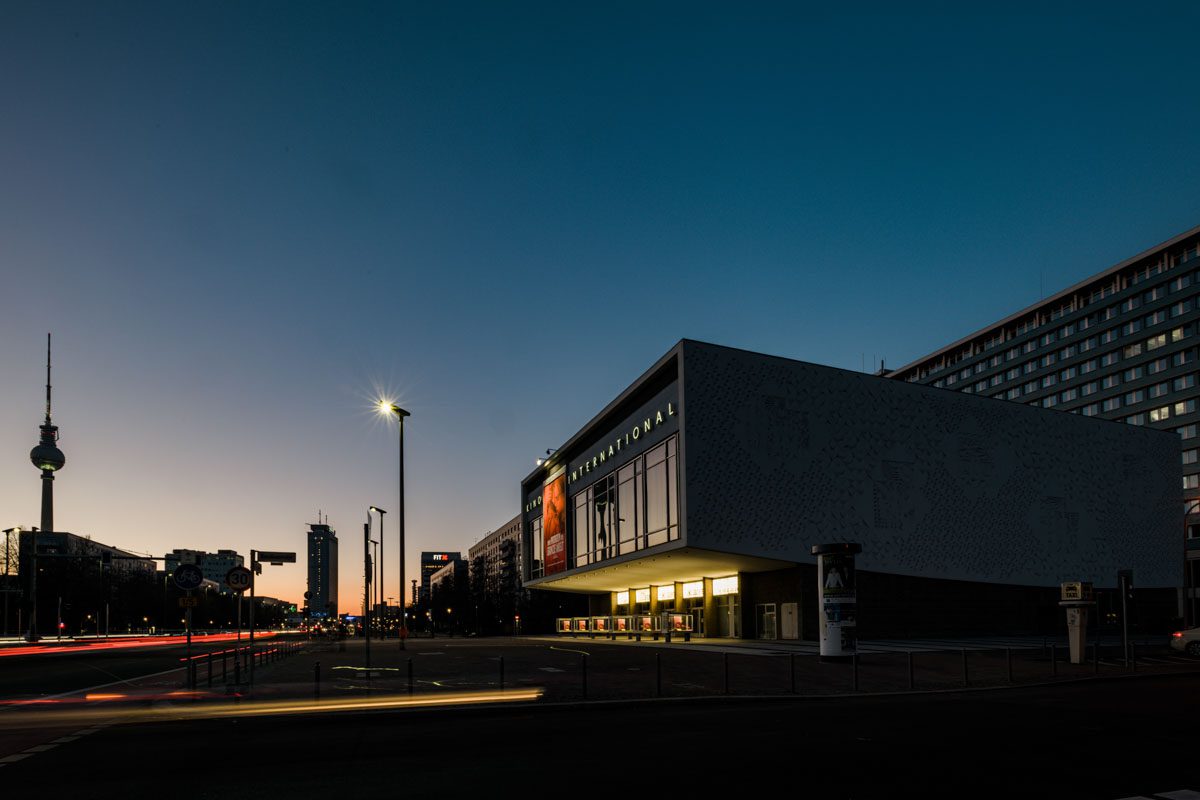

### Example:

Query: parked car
xmin=1169 ymin=627 xmax=1200 ymax=656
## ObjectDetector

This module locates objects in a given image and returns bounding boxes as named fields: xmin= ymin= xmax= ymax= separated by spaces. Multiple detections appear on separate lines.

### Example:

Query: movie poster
xmin=543 ymin=471 xmax=567 ymax=575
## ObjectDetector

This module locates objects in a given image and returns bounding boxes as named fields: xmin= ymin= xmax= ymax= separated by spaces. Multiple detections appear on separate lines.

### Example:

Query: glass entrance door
xmin=756 ymin=603 xmax=777 ymax=640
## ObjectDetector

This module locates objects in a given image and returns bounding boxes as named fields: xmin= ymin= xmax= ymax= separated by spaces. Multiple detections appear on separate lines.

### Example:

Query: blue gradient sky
xmin=2 ymin=3 xmax=1198 ymax=609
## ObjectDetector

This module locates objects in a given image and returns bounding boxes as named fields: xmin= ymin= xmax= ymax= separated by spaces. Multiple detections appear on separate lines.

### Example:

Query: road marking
xmin=1154 ymin=791 xmax=1200 ymax=799
xmin=23 ymin=744 xmax=56 ymax=752
xmin=549 ymin=646 xmax=590 ymax=656
xmin=538 ymin=667 xmax=564 ymax=673
xmin=50 ymin=737 xmax=79 ymax=744
xmin=0 ymin=754 xmax=32 ymax=763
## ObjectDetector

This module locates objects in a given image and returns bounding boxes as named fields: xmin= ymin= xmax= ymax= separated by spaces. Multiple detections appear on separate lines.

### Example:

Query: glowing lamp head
xmin=377 ymin=400 xmax=411 ymax=419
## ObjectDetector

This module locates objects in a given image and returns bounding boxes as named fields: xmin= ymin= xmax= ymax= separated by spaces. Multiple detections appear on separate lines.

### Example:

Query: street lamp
xmin=370 ymin=506 xmax=387 ymax=637
xmin=377 ymin=401 xmax=410 ymax=650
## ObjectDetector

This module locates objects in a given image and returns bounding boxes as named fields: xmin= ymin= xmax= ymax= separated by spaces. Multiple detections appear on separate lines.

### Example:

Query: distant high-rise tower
xmin=307 ymin=522 xmax=338 ymax=619
xmin=29 ymin=334 xmax=65 ymax=532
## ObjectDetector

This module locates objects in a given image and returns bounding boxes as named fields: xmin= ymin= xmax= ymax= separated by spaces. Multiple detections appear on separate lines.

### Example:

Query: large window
xmin=529 ymin=516 xmax=544 ymax=579
xmin=571 ymin=435 xmax=679 ymax=568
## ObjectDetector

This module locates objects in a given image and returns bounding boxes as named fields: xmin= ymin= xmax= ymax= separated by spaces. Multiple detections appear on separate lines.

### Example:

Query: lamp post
xmin=378 ymin=402 xmax=410 ymax=650
xmin=371 ymin=507 xmax=387 ymax=636
xmin=363 ymin=516 xmax=372 ymax=671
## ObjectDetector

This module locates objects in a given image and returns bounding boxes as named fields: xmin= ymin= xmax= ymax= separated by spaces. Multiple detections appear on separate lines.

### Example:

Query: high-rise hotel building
xmin=306 ymin=523 xmax=338 ymax=619
xmin=885 ymin=223 xmax=1200 ymax=622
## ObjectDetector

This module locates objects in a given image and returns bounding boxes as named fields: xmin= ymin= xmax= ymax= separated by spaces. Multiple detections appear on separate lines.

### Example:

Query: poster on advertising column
xmin=812 ymin=542 xmax=861 ymax=659
xmin=543 ymin=471 xmax=567 ymax=575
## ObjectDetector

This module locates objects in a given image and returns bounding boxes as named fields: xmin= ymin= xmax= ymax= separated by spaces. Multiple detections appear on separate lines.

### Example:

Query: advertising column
xmin=811 ymin=542 xmax=862 ymax=660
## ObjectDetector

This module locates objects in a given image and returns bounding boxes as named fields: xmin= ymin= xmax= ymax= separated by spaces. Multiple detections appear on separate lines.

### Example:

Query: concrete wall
xmin=681 ymin=340 xmax=1182 ymax=587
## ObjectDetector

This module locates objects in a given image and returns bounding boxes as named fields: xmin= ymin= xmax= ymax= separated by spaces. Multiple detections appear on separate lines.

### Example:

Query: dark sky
xmin=2 ymin=2 xmax=1198 ymax=607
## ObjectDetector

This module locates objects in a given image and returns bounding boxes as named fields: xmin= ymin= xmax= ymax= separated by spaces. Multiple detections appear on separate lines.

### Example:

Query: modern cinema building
xmin=521 ymin=340 xmax=1181 ymax=639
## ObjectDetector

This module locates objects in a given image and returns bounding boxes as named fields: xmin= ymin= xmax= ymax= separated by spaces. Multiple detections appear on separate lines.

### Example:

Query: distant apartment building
xmin=306 ymin=523 xmax=338 ymax=618
xmin=884 ymin=223 xmax=1200 ymax=623
xmin=469 ymin=515 xmax=523 ymax=631
xmin=20 ymin=530 xmax=157 ymax=637
xmin=164 ymin=549 xmax=245 ymax=593
xmin=419 ymin=551 xmax=461 ymax=604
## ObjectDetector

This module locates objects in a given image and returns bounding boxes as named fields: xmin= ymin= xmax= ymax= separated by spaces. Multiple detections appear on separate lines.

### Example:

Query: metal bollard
xmin=1051 ymin=644 xmax=1057 ymax=676
xmin=1131 ymin=641 xmax=1137 ymax=672
xmin=961 ymin=648 xmax=968 ymax=688
xmin=407 ymin=658 xmax=414 ymax=695
xmin=1094 ymin=641 xmax=1100 ymax=674
xmin=581 ymin=654 xmax=588 ymax=700
xmin=314 ymin=661 xmax=321 ymax=699
xmin=908 ymin=651 xmax=915 ymax=690
xmin=852 ymin=652 xmax=859 ymax=692
xmin=499 ymin=655 xmax=505 ymax=690
xmin=723 ymin=652 xmax=730 ymax=695
xmin=790 ymin=653 xmax=796 ymax=694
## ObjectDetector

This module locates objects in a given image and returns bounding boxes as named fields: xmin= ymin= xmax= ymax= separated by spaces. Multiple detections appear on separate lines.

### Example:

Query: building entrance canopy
xmin=528 ymin=545 xmax=791 ymax=593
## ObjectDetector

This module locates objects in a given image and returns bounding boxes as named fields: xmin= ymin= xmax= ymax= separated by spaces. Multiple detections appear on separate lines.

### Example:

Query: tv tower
xmin=29 ymin=334 xmax=65 ymax=532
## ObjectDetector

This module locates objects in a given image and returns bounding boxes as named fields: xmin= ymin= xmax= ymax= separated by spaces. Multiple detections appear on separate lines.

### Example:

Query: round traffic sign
xmin=225 ymin=566 xmax=253 ymax=594
xmin=173 ymin=563 xmax=204 ymax=591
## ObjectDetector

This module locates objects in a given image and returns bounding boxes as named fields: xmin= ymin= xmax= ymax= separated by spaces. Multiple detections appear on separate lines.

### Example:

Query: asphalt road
xmin=0 ymin=637 xmax=267 ymax=700
xmin=3 ymin=672 xmax=1197 ymax=798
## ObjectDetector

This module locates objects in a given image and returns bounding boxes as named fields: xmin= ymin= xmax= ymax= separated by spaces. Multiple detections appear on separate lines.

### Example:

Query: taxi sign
xmin=1060 ymin=581 xmax=1094 ymax=602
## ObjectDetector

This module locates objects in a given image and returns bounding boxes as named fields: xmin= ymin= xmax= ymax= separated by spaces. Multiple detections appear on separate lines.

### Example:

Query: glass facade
xmin=572 ymin=435 xmax=680 ymax=568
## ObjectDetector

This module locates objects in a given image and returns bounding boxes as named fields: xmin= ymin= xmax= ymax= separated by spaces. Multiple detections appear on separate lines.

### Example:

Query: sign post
xmin=172 ymin=564 xmax=204 ymax=688
xmin=226 ymin=566 xmax=252 ymax=660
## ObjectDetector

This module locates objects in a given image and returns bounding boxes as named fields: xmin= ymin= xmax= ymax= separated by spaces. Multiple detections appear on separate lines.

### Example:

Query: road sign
xmin=256 ymin=551 xmax=296 ymax=565
xmin=173 ymin=563 xmax=204 ymax=591
xmin=178 ymin=596 xmax=200 ymax=608
xmin=226 ymin=566 xmax=252 ymax=593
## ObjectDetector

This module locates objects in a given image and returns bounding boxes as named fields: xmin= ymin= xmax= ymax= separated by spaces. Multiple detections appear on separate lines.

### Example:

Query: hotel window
xmin=1144 ymin=285 xmax=1166 ymax=303
xmin=1149 ymin=406 xmax=1171 ymax=423
xmin=1006 ymin=347 xmax=1020 ymax=361
xmin=1122 ymin=320 xmax=1142 ymax=336
xmin=1149 ymin=381 xmax=1171 ymax=398
xmin=990 ymin=374 xmax=1003 ymax=387
xmin=1125 ymin=413 xmax=1145 ymax=426
xmin=1006 ymin=388 xmax=1022 ymax=400
xmin=1023 ymin=340 xmax=1037 ymax=354
xmin=1184 ymin=475 xmax=1199 ymax=490
xmin=1174 ymin=374 xmax=1197 ymax=392
xmin=1172 ymin=326 xmax=1187 ymax=341
xmin=1059 ymin=344 xmax=1077 ymax=359
xmin=1081 ymin=381 xmax=1098 ymax=396
xmin=1102 ymin=397 xmax=1122 ymax=412
xmin=1173 ymin=350 xmax=1195 ymax=367
xmin=1079 ymin=337 xmax=1097 ymax=352
xmin=1176 ymin=399 xmax=1198 ymax=416
xmin=1059 ymin=323 xmax=1076 ymax=337
xmin=1170 ymin=300 xmax=1192 ymax=318
xmin=1079 ymin=315 xmax=1094 ymax=331
xmin=1179 ymin=424 xmax=1198 ymax=440
xmin=1122 ymin=297 xmax=1141 ymax=313
xmin=1123 ymin=343 xmax=1143 ymax=358
xmin=989 ymin=355 xmax=1002 ymax=368
xmin=1024 ymin=381 xmax=1038 ymax=395
xmin=1100 ymin=351 xmax=1120 ymax=367
xmin=1145 ymin=333 xmax=1167 ymax=351
xmin=1101 ymin=328 xmax=1120 ymax=344
xmin=1023 ymin=361 xmax=1037 ymax=375
xmin=1040 ymin=332 xmax=1056 ymax=346
xmin=1103 ymin=304 xmax=1121 ymax=320
xmin=1148 ymin=357 xmax=1169 ymax=374
xmin=1040 ymin=353 xmax=1056 ymax=368
xmin=1184 ymin=450 xmax=1199 ymax=466
xmin=974 ymin=361 xmax=986 ymax=374
xmin=1145 ymin=310 xmax=1166 ymax=327
xmin=1060 ymin=366 xmax=1077 ymax=381
xmin=1006 ymin=368 xmax=1020 ymax=380
xmin=1041 ymin=374 xmax=1057 ymax=388
xmin=1081 ymin=403 xmax=1100 ymax=416
xmin=975 ymin=380 xmax=987 ymax=392
xmin=1060 ymin=388 xmax=1078 ymax=402
xmin=1124 ymin=389 xmax=1145 ymax=405
xmin=1123 ymin=366 xmax=1143 ymax=382
xmin=1102 ymin=374 xmax=1120 ymax=390
xmin=1042 ymin=395 xmax=1058 ymax=408
xmin=1171 ymin=273 xmax=1193 ymax=292
xmin=946 ymin=375 xmax=957 ymax=386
